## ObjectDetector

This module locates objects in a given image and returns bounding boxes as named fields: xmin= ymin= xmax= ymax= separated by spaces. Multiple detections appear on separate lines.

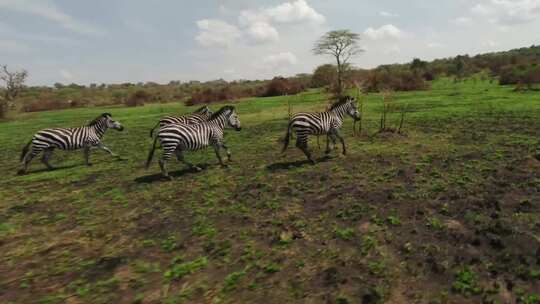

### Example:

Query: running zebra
xmin=18 ymin=113 xmax=124 ymax=174
xmin=149 ymin=105 xmax=213 ymax=138
xmin=146 ymin=105 xmax=241 ymax=179
xmin=282 ymin=96 xmax=360 ymax=163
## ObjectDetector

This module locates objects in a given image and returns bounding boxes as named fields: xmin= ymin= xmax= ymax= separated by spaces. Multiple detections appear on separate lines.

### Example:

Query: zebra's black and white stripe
xmin=146 ymin=105 xmax=241 ymax=178
xmin=19 ymin=113 xmax=124 ymax=174
xmin=282 ymin=96 xmax=360 ymax=163
xmin=149 ymin=105 xmax=213 ymax=138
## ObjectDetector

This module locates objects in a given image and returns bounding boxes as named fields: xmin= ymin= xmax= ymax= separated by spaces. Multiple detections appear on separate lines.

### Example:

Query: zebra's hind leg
xmin=174 ymin=149 xmax=201 ymax=172
xmin=158 ymin=147 xmax=177 ymax=179
xmin=41 ymin=148 xmax=55 ymax=170
xmin=296 ymin=136 xmax=315 ymax=164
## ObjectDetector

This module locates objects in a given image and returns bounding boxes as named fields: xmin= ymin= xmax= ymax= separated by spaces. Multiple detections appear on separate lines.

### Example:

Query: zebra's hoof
xmin=86 ymin=163 xmax=93 ymax=167
xmin=163 ymin=175 xmax=173 ymax=181
xmin=221 ymin=164 xmax=229 ymax=168
xmin=17 ymin=169 xmax=26 ymax=176
xmin=194 ymin=166 xmax=202 ymax=172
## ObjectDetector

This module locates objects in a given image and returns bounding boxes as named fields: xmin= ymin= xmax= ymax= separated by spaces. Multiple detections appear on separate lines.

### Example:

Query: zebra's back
xmin=159 ymin=114 xmax=206 ymax=126
xmin=158 ymin=123 xmax=212 ymax=151
xmin=32 ymin=127 xmax=94 ymax=150
xmin=290 ymin=112 xmax=333 ymax=135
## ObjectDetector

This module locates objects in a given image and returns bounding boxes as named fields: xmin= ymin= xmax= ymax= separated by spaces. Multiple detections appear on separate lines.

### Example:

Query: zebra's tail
xmin=281 ymin=121 xmax=293 ymax=153
xmin=149 ymin=121 xmax=160 ymax=138
xmin=145 ymin=136 xmax=159 ymax=169
xmin=20 ymin=140 xmax=32 ymax=162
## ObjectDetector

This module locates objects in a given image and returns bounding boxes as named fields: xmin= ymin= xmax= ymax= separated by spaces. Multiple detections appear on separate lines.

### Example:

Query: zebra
xmin=146 ymin=105 xmax=241 ymax=179
xmin=18 ymin=113 xmax=124 ymax=174
xmin=282 ymin=96 xmax=360 ymax=163
xmin=149 ymin=105 xmax=213 ymax=138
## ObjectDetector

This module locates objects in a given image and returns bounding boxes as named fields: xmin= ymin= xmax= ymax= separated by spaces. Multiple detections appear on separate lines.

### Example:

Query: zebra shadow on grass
xmin=266 ymin=156 xmax=333 ymax=171
xmin=16 ymin=164 xmax=80 ymax=176
xmin=134 ymin=164 xmax=210 ymax=183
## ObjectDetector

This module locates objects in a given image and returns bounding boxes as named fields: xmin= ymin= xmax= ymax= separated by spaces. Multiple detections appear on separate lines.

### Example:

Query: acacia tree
xmin=1 ymin=65 xmax=28 ymax=101
xmin=313 ymin=30 xmax=362 ymax=95
xmin=0 ymin=65 xmax=28 ymax=117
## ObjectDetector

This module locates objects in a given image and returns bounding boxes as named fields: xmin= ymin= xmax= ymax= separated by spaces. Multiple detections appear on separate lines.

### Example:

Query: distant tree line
xmin=1 ymin=45 xmax=539 ymax=116
xmin=310 ymin=45 xmax=540 ymax=93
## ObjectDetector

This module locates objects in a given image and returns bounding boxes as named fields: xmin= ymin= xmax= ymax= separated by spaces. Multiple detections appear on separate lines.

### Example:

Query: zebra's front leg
xmin=222 ymin=142 xmax=232 ymax=162
xmin=175 ymin=149 xmax=201 ymax=172
xmin=83 ymin=146 xmax=92 ymax=166
xmin=334 ymin=131 xmax=347 ymax=155
xmin=296 ymin=135 xmax=315 ymax=164
xmin=325 ymin=134 xmax=334 ymax=155
xmin=41 ymin=148 xmax=55 ymax=170
xmin=213 ymin=144 xmax=228 ymax=168
xmin=97 ymin=143 xmax=119 ymax=158
xmin=19 ymin=148 xmax=38 ymax=175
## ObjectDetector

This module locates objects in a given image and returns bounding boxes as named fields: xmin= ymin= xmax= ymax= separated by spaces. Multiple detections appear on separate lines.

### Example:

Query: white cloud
xmin=257 ymin=52 xmax=298 ymax=70
xmin=379 ymin=11 xmax=398 ymax=17
xmin=195 ymin=19 xmax=241 ymax=48
xmin=427 ymin=42 xmax=445 ymax=48
xmin=60 ymin=69 xmax=74 ymax=80
xmin=245 ymin=21 xmax=279 ymax=43
xmin=0 ymin=39 xmax=29 ymax=53
xmin=0 ymin=0 xmax=105 ymax=35
xmin=383 ymin=45 xmax=401 ymax=54
xmin=471 ymin=0 xmax=540 ymax=25
xmin=482 ymin=40 xmax=500 ymax=47
xmin=237 ymin=0 xmax=325 ymax=44
xmin=450 ymin=16 xmax=472 ymax=26
xmin=265 ymin=0 xmax=326 ymax=24
xmin=364 ymin=24 xmax=404 ymax=40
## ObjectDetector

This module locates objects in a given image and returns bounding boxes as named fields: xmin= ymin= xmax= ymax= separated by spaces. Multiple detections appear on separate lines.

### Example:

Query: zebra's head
xmin=100 ymin=113 xmax=124 ymax=131
xmin=226 ymin=107 xmax=242 ymax=131
xmin=195 ymin=105 xmax=213 ymax=118
xmin=210 ymin=105 xmax=241 ymax=131
xmin=343 ymin=96 xmax=361 ymax=121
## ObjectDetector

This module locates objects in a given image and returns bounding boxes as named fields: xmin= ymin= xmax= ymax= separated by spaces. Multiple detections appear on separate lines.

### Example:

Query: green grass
xmin=0 ymin=78 xmax=539 ymax=303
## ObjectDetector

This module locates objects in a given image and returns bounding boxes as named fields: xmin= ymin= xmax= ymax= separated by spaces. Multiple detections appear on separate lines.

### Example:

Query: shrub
xmin=260 ymin=77 xmax=305 ymax=97
xmin=125 ymin=90 xmax=150 ymax=107
xmin=0 ymin=100 xmax=7 ymax=119
xmin=311 ymin=64 xmax=337 ymax=88
xmin=364 ymin=69 xmax=429 ymax=92
xmin=22 ymin=99 xmax=71 ymax=112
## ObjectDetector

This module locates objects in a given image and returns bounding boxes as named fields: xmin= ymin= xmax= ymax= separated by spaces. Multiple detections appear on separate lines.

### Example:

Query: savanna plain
xmin=0 ymin=78 xmax=539 ymax=304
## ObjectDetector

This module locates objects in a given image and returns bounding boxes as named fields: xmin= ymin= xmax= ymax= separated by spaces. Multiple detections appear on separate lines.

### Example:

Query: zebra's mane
xmin=193 ymin=106 xmax=210 ymax=114
xmin=329 ymin=96 xmax=354 ymax=110
xmin=88 ymin=113 xmax=112 ymax=126
xmin=209 ymin=105 xmax=234 ymax=120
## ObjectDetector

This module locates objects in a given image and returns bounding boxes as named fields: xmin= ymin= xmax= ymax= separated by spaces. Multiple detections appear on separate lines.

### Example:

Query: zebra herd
xmin=18 ymin=96 xmax=360 ymax=178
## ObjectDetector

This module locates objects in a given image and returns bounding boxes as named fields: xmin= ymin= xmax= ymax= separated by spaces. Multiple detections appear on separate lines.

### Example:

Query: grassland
xmin=0 ymin=78 xmax=539 ymax=304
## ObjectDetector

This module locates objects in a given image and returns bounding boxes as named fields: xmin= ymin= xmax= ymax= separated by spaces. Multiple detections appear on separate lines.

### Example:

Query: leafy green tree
xmin=311 ymin=64 xmax=337 ymax=88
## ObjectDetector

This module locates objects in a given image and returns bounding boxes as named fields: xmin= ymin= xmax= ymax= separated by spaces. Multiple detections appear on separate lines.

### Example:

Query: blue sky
xmin=1 ymin=0 xmax=539 ymax=86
